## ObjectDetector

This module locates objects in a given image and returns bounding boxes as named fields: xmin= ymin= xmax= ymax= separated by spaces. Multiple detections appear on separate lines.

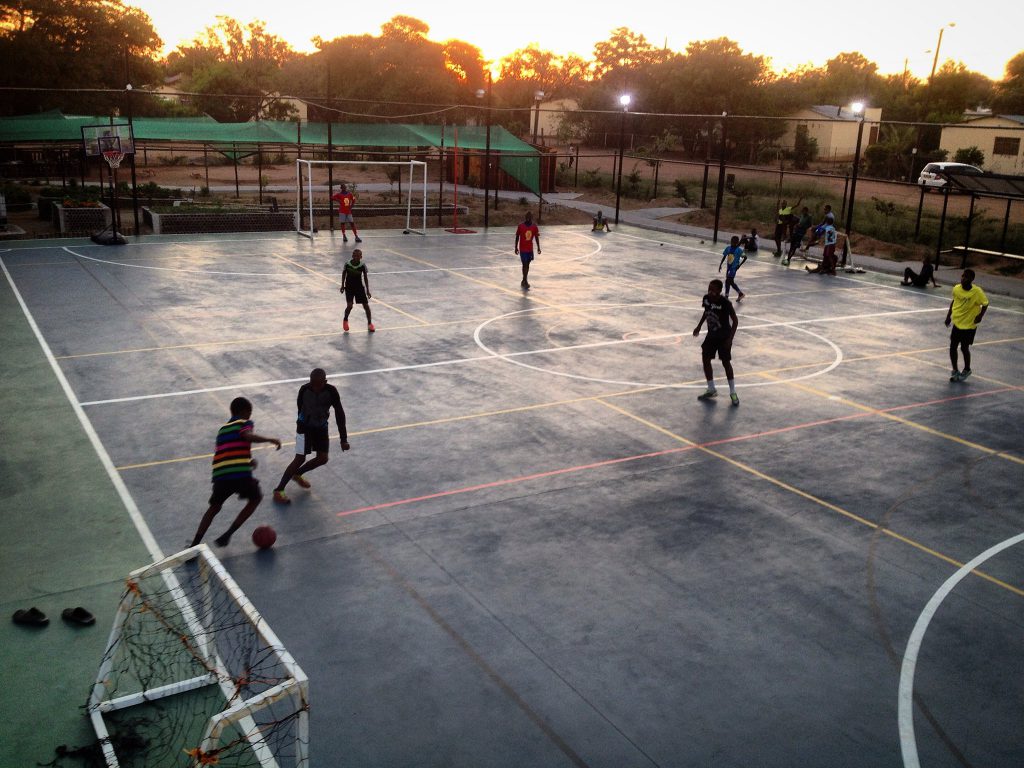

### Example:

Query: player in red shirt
xmin=514 ymin=211 xmax=541 ymax=289
xmin=330 ymin=184 xmax=361 ymax=243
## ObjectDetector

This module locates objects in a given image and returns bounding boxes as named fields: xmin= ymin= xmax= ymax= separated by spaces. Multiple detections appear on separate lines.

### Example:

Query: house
xmin=939 ymin=115 xmax=1024 ymax=175
xmin=782 ymin=105 xmax=882 ymax=163
xmin=531 ymin=98 xmax=580 ymax=145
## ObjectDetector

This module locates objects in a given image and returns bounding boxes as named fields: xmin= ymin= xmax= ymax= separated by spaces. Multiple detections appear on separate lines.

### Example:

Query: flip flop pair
xmin=11 ymin=606 xmax=95 ymax=627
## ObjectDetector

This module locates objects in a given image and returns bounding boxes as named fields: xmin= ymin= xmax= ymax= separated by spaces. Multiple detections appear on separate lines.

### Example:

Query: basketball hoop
xmin=102 ymin=149 xmax=124 ymax=170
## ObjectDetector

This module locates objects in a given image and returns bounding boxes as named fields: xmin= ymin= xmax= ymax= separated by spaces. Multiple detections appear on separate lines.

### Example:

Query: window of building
xmin=992 ymin=136 xmax=1021 ymax=156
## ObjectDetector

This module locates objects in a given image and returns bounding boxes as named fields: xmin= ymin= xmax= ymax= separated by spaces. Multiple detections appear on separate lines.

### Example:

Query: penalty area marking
xmin=898 ymin=531 xmax=1024 ymax=768
xmin=473 ymin=303 xmax=844 ymax=389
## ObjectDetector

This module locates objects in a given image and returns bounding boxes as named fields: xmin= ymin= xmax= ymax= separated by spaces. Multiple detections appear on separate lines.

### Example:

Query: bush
xmin=673 ymin=179 xmax=689 ymax=201
xmin=582 ymin=169 xmax=603 ymax=189
xmin=1 ymin=183 xmax=31 ymax=205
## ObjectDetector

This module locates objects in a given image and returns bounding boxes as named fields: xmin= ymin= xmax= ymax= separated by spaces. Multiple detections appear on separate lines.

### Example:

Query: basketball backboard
xmin=82 ymin=123 xmax=135 ymax=157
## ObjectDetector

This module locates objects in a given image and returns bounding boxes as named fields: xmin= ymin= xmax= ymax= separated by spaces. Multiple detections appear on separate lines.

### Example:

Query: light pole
xmin=909 ymin=23 xmax=955 ymax=182
xmin=532 ymin=90 xmax=545 ymax=145
xmin=843 ymin=101 xmax=866 ymax=268
xmin=929 ymin=22 xmax=955 ymax=82
xmin=475 ymin=72 xmax=493 ymax=228
xmin=614 ymin=93 xmax=631 ymax=225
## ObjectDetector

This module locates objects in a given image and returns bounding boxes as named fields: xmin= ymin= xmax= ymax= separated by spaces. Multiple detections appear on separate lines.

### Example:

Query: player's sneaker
xmin=343 ymin=319 xmax=349 ymax=332
xmin=949 ymin=370 xmax=961 ymax=381
xmin=273 ymin=490 xmax=291 ymax=505
xmin=737 ymin=293 xmax=745 ymax=302
xmin=782 ymin=258 xmax=790 ymax=265
xmin=343 ymin=235 xmax=348 ymax=243
xmin=730 ymin=393 xmax=739 ymax=406
xmin=959 ymin=369 xmax=972 ymax=381
xmin=367 ymin=323 xmax=375 ymax=332
xmin=355 ymin=237 xmax=362 ymax=243
xmin=292 ymin=474 xmax=311 ymax=489
xmin=697 ymin=389 xmax=717 ymax=401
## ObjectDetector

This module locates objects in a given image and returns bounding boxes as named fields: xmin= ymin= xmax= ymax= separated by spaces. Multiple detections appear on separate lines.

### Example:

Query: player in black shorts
xmin=341 ymin=248 xmax=374 ymax=333
xmin=692 ymin=278 xmax=740 ymax=406
xmin=191 ymin=397 xmax=281 ymax=547
xmin=272 ymin=369 xmax=349 ymax=504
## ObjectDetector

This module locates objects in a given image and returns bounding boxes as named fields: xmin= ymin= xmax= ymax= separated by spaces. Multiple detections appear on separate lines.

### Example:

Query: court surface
xmin=2 ymin=225 xmax=1023 ymax=768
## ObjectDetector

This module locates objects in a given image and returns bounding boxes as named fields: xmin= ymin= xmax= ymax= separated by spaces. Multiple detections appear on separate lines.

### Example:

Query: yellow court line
xmin=114 ymin=384 xmax=672 ymax=470
xmin=776 ymin=376 xmax=1024 ymax=466
xmin=112 ymin=336 xmax=1024 ymax=468
xmin=272 ymin=252 xmax=428 ymax=325
xmin=595 ymin=398 xmax=1024 ymax=597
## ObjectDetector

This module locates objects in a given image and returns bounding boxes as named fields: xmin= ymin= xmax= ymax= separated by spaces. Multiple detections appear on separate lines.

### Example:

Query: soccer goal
xmin=88 ymin=545 xmax=309 ymax=767
xmin=296 ymin=158 xmax=428 ymax=239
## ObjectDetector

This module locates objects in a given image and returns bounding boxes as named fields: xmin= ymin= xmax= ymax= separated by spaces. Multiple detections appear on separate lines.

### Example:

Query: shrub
xmin=582 ymin=168 xmax=603 ymax=188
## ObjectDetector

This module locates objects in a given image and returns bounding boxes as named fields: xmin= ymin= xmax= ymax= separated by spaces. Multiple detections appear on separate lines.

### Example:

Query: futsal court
xmin=2 ymin=224 xmax=1023 ymax=768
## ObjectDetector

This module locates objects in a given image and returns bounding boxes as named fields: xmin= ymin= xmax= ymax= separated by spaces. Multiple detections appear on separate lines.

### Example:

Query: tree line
xmin=2 ymin=1 xmax=1024 ymax=174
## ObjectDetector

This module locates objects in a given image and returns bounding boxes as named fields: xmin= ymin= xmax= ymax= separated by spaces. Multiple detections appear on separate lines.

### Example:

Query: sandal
xmin=12 ymin=607 xmax=49 ymax=627
xmin=61 ymin=607 xmax=96 ymax=626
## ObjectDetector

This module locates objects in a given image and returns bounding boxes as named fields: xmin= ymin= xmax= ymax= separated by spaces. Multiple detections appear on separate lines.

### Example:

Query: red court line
xmin=337 ymin=386 xmax=1019 ymax=519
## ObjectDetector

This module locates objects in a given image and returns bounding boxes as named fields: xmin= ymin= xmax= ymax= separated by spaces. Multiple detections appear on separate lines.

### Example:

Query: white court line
xmin=898 ymin=531 xmax=1024 ymax=768
xmin=63 ymin=245 xmax=308 ymax=278
xmin=0 ymin=256 xmax=163 ymax=561
xmin=77 ymin=304 xmax=941 ymax=406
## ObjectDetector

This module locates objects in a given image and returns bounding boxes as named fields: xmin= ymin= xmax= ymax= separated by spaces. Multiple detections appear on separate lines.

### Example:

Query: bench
xmin=951 ymin=245 xmax=1024 ymax=269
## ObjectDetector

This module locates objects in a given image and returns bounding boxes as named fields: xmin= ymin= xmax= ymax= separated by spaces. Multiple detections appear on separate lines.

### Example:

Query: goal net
xmin=88 ymin=545 xmax=309 ymax=767
xmin=296 ymin=159 xmax=428 ymax=238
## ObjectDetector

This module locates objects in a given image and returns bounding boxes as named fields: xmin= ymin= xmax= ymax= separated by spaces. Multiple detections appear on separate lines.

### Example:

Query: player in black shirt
xmin=692 ymin=279 xmax=740 ymax=405
xmin=272 ymin=368 xmax=349 ymax=504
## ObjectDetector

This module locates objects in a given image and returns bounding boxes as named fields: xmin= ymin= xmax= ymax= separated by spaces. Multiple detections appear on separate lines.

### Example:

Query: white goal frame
xmin=88 ymin=544 xmax=309 ymax=767
xmin=296 ymin=158 xmax=428 ymax=239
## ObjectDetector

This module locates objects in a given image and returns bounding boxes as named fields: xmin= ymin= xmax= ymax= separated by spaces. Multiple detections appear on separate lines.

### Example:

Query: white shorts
xmin=338 ymin=214 xmax=354 ymax=224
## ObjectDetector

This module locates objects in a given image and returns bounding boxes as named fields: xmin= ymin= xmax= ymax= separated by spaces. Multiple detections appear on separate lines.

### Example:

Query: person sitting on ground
xmin=592 ymin=210 xmax=611 ymax=232
xmin=901 ymin=255 xmax=939 ymax=288
xmin=739 ymin=228 xmax=759 ymax=254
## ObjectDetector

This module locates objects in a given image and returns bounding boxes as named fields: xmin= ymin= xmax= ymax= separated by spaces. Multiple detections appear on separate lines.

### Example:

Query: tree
xmin=0 ymin=0 xmax=162 ymax=115
xmin=992 ymin=51 xmax=1024 ymax=114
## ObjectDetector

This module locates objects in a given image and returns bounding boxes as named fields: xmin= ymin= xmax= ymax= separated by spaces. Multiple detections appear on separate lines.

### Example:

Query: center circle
xmin=473 ymin=302 xmax=843 ymax=389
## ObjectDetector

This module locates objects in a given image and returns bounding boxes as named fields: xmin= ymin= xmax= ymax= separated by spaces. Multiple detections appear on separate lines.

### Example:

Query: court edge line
xmin=595 ymin=399 xmax=1024 ymax=597
xmin=898 ymin=531 xmax=1024 ymax=768
xmin=0 ymin=256 xmax=163 ymax=562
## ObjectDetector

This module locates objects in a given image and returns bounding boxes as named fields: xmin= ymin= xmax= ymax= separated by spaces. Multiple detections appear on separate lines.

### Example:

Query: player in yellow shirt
xmin=944 ymin=269 xmax=989 ymax=381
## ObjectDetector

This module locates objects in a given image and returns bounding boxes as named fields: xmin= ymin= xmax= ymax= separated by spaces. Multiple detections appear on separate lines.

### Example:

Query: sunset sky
xmin=126 ymin=0 xmax=1018 ymax=83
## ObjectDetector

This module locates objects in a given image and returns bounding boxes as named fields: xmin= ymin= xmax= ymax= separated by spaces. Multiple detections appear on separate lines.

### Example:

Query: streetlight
xmin=532 ymin=90 xmax=545 ymax=145
xmin=475 ymin=72 xmax=493 ymax=228
xmin=843 ymin=101 xmax=866 ymax=269
xmin=614 ymin=93 xmax=631 ymax=225
xmin=909 ymin=23 xmax=955 ymax=182
xmin=929 ymin=22 xmax=956 ymax=82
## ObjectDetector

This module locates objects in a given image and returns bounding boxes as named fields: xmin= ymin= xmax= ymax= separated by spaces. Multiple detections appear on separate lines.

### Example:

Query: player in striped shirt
xmin=190 ymin=397 xmax=281 ymax=547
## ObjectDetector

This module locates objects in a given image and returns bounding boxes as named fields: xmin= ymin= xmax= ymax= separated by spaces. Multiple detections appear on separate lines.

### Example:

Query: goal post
xmin=296 ymin=159 xmax=428 ymax=239
xmin=88 ymin=544 xmax=309 ymax=767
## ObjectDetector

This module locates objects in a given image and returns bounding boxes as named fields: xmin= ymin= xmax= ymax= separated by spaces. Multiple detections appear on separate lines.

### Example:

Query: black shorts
xmin=951 ymin=326 xmax=977 ymax=346
xmin=296 ymin=426 xmax=329 ymax=456
xmin=345 ymin=284 xmax=368 ymax=304
xmin=701 ymin=334 xmax=732 ymax=362
xmin=209 ymin=477 xmax=262 ymax=506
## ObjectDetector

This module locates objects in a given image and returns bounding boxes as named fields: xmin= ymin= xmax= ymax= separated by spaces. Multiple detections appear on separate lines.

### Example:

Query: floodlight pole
xmin=843 ymin=103 xmax=866 ymax=267
xmin=477 ymin=73 xmax=493 ymax=228
xmin=614 ymin=94 xmax=631 ymax=225
xmin=123 ymin=39 xmax=139 ymax=234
